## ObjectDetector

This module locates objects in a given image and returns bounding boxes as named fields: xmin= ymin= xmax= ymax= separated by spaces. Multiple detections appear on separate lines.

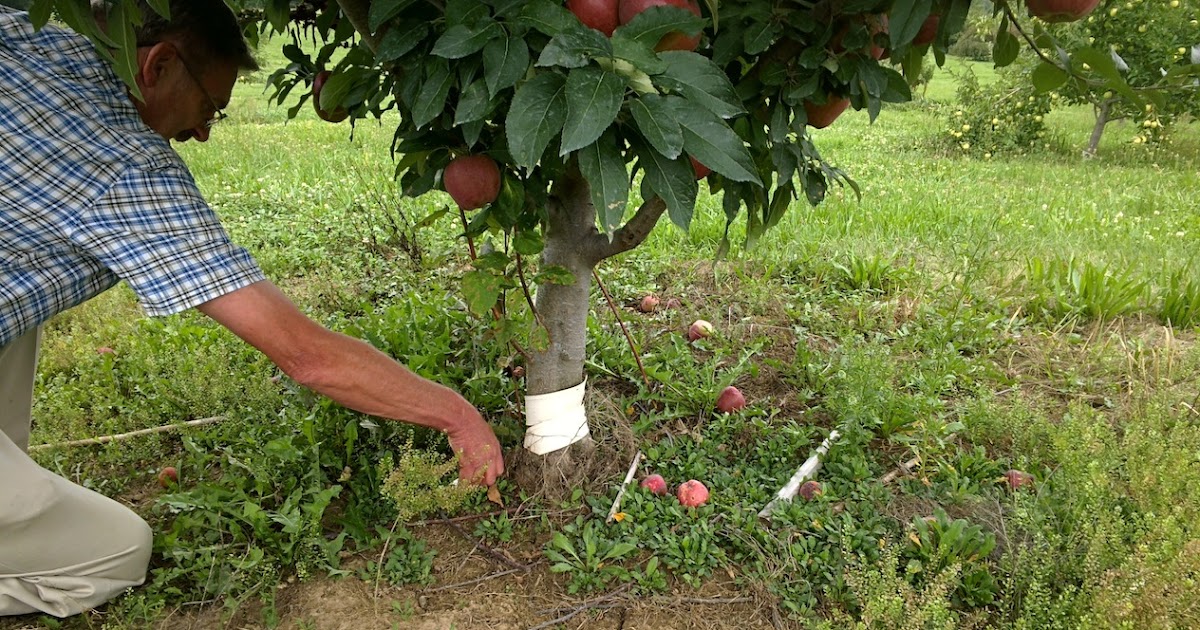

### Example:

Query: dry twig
xmin=28 ymin=416 xmax=224 ymax=452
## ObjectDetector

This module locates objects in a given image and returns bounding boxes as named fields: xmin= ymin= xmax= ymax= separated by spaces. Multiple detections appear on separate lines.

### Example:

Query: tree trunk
xmin=1084 ymin=98 xmax=1112 ymax=158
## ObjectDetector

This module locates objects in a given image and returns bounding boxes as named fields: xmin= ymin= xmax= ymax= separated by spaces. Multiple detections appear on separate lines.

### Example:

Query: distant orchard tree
xmin=1036 ymin=0 xmax=1200 ymax=155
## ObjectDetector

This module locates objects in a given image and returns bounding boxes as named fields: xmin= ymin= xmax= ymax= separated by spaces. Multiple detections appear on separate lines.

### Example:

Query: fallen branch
xmin=28 ymin=416 xmax=224 ymax=452
xmin=445 ymin=519 xmax=529 ymax=571
xmin=759 ymin=430 xmax=840 ymax=519
xmin=880 ymin=454 xmax=922 ymax=485
xmin=532 ymin=584 xmax=631 ymax=629
xmin=423 ymin=565 xmax=532 ymax=593
xmin=606 ymin=450 xmax=644 ymax=523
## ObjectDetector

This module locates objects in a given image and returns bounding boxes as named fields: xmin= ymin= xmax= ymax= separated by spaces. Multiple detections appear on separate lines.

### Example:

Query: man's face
xmin=134 ymin=42 xmax=236 ymax=143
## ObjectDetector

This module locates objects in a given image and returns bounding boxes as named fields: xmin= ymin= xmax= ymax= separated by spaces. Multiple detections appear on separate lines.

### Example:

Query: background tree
xmin=1024 ymin=0 xmax=1200 ymax=155
xmin=26 ymin=0 xmax=1197 ymax=495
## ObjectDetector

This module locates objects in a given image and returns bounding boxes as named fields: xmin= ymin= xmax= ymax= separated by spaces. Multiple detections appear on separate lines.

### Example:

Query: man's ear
xmin=138 ymin=41 xmax=179 ymax=89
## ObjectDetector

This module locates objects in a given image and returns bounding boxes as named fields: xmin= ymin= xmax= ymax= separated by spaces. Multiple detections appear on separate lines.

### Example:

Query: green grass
xmin=12 ymin=41 xmax=1200 ymax=629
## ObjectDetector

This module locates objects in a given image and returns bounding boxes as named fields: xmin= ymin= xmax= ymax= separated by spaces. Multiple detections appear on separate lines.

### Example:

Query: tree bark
xmin=1084 ymin=98 xmax=1112 ymax=158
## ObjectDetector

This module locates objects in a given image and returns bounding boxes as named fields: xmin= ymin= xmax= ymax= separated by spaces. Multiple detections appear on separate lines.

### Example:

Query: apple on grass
xmin=798 ymin=480 xmax=822 ymax=500
xmin=715 ymin=385 xmax=745 ymax=413
xmin=687 ymin=319 xmax=713 ymax=342
xmin=676 ymin=479 xmax=709 ymax=507
xmin=1003 ymin=469 xmax=1035 ymax=491
xmin=638 ymin=294 xmax=660 ymax=312
xmin=158 ymin=466 xmax=178 ymax=488
xmin=444 ymin=155 xmax=501 ymax=211
xmin=640 ymin=473 xmax=668 ymax=495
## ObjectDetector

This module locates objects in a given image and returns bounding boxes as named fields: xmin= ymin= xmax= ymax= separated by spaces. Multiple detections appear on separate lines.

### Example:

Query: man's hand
xmin=447 ymin=406 xmax=505 ymax=487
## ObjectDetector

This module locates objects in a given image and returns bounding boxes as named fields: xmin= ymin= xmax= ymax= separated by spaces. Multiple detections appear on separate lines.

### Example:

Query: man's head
xmin=94 ymin=0 xmax=258 ymax=142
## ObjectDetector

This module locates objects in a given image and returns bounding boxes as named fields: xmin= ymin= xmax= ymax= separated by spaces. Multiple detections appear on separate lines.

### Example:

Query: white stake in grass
xmin=759 ymin=430 xmax=840 ymax=519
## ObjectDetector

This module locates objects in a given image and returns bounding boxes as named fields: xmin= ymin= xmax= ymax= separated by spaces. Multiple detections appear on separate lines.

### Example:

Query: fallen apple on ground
xmin=798 ymin=480 xmax=822 ymax=500
xmin=687 ymin=319 xmax=713 ymax=341
xmin=158 ymin=466 xmax=178 ymax=488
xmin=640 ymin=473 xmax=668 ymax=495
xmin=715 ymin=385 xmax=745 ymax=413
xmin=677 ymin=479 xmax=709 ymax=507
xmin=639 ymin=294 xmax=660 ymax=312
xmin=1003 ymin=469 xmax=1035 ymax=491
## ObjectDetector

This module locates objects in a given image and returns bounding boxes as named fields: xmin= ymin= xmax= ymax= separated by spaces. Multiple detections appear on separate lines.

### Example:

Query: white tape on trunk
xmin=523 ymin=379 xmax=589 ymax=455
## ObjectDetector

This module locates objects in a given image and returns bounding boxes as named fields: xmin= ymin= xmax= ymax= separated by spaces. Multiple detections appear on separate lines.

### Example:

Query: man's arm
xmin=197 ymin=280 xmax=504 ymax=486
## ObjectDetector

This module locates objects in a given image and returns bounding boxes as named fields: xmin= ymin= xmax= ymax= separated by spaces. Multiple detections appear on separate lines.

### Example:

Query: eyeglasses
xmin=177 ymin=52 xmax=228 ymax=129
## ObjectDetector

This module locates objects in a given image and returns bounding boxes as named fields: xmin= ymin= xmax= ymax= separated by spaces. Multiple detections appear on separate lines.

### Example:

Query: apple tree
xmin=29 ymin=0 xmax=1195 ymax=492
xmin=1028 ymin=0 xmax=1200 ymax=155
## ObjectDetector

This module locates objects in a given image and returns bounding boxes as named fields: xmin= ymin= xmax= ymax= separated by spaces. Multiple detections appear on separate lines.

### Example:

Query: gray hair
xmin=93 ymin=0 xmax=258 ymax=72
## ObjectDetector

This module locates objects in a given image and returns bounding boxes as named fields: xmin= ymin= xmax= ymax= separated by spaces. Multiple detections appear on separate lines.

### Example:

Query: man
xmin=0 ymin=1 xmax=504 ymax=617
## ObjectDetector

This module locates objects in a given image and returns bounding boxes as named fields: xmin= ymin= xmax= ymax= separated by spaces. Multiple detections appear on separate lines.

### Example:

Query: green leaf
xmin=629 ymin=94 xmax=683 ymax=159
xmin=743 ymin=22 xmax=780 ymax=56
xmin=29 ymin=0 xmax=53 ymax=30
xmin=369 ymin=0 xmax=417 ymax=32
xmin=517 ymin=0 xmax=578 ymax=36
xmin=462 ymin=270 xmax=504 ymax=317
xmin=318 ymin=71 xmax=354 ymax=112
xmin=577 ymin=129 xmax=630 ymax=233
xmin=107 ymin=1 xmax=143 ymax=102
xmin=144 ymin=0 xmax=169 ymax=18
xmin=615 ymin=5 xmax=705 ymax=49
xmin=992 ymin=18 xmax=1019 ymax=68
xmin=671 ymin=97 xmax=759 ymax=184
xmin=432 ymin=22 xmax=501 ymax=59
xmin=506 ymin=73 xmax=568 ymax=169
xmin=483 ymin=36 xmax=530 ymax=96
xmin=413 ymin=59 xmax=453 ymax=128
xmin=1031 ymin=61 xmax=1068 ymax=93
xmin=376 ymin=22 xmax=429 ymax=62
xmin=455 ymin=80 xmax=492 ymax=125
xmin=560 ymin=67 xmax=625 ymax=155
xmin=610 ymin=34 xmax=667 ymax=75
xmin=632 ymin=136 xmax=697 ymax=231
xmin=537 ymin=27 xmax=613 ymax=68
xmin=655 ymin=51 xmax=744 ymax=119
xmin=889 ymin=0 xmax=932 ymax=51
xmin=264 ymin=0 xmax=290 ymax=33
xmin=513 ymin=229 xmax=544 ymax=256
xmin=446 ymin=0 xmax=490 ymax=26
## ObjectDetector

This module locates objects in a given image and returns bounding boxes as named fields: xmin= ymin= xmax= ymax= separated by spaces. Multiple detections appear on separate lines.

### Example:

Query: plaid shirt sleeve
xmin=70 ymin=164 xmax=266 ymax=317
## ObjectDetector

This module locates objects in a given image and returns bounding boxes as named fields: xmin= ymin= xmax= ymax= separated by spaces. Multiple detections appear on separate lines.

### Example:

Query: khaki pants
xmin=0 ymin=328 xmax=152 ymax=617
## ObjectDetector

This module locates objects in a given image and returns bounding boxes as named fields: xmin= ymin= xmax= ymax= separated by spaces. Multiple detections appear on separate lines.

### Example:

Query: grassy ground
xmin=8 ymin=45 xmax=1200 ymax=630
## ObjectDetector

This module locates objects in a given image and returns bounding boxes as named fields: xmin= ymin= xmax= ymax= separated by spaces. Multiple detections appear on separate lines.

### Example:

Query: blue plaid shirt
xmin=0 ymin=8 xmax=265 ymax=348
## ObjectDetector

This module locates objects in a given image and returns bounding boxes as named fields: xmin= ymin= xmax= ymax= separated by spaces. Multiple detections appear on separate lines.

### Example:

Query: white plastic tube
xmin=523 ymin=379 xmax=590 ymax=455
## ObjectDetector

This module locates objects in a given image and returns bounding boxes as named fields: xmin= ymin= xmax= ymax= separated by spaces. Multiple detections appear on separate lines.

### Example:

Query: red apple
xmin=798 ymin=480 xmax=823 ymax=500
xmin=913 ymin=13 xmax=940 ymax=46
xmin=676 ymin=479 xmax=709 ymax=506
xmin=567 ymin=0 xmax=620 ymax=35
xmin=639 ymin=294 xmax=661 ymax=312
xmin=96 ymin=346 xmax=115 ymax=355
xmin=1003 ymin=469 xmax=1035 ymax=491
xmin=158 ymin=466 xmax=178 ymax=488
xmin=618 ymin=0 xmax=702 ymax=51
xmin=687 ymin=319 xmax=713 ymax=341
xmin=665 ymin=297 xmax=682 ymax=310
xmin=640 ymin=473 xmax=668 ymax=495
xmin=803 ymin=96 xmax=851 ymax=129
xmin=312 ymin=71 xmax=349 ymax=123
xmin=1026 ymin=0 xmax=1101 ymax=22
xmin=715 ymin=385 xmax=745 ymax=413
xmin=444 ymin=155 xmax=502 ymax=210
xmin=689 ymin=156 xmax=711 ymax=179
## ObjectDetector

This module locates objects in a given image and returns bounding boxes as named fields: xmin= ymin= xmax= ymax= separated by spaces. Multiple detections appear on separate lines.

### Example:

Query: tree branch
xmin=592 ymin=197 xmax=666 ymax=261
xmin=334 ymin=0 xmax=380 ymax=52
